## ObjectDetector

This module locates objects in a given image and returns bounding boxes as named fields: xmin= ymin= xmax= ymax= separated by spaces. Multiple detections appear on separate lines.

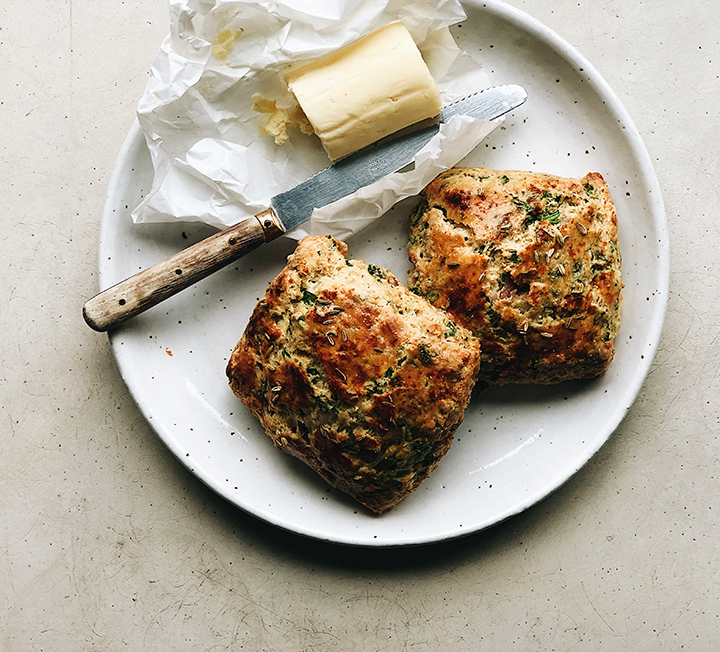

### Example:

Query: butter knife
xmin=83 ymin=84 xmax=527 ymax=331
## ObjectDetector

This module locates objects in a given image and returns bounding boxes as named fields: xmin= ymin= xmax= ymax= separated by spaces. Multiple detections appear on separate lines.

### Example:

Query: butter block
xmin=284 ymin=21 xmax=442 ymax=161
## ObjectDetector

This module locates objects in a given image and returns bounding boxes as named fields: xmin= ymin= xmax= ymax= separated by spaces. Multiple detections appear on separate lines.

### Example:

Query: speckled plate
xmin=99 ymin=0 xmax=668 ymax=546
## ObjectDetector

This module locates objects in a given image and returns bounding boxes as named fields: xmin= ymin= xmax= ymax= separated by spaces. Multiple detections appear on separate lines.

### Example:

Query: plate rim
xmin=99 ymin=0 xmax=670 ymax=547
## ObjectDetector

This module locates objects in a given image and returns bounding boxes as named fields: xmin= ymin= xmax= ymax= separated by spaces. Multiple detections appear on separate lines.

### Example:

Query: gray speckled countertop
xmin=2 ymin=1 xmax=718 ymax=649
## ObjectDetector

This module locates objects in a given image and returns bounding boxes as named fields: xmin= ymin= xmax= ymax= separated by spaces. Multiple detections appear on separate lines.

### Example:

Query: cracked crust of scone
xmin=227 ymin=235 xmax=480 ymax=514
xmin=408 ymin=167 xmax=623 ymax=388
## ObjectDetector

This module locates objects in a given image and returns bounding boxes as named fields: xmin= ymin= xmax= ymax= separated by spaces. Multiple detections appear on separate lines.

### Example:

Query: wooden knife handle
xmin=83 ymin=208 xmax=284 ymax=332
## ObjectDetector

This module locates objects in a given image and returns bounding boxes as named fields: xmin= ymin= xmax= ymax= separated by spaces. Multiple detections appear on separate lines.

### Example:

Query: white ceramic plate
xmin=99 ymin=0 xmax=668 ymax=546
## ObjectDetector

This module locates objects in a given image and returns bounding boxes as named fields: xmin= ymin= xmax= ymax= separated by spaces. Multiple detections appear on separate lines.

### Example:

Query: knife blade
xmin=83 ymin=84 xmax=527 ymax=331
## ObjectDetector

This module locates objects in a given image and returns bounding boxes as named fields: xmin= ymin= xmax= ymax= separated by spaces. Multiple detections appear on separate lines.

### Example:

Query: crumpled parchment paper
xmin=133 ymin=0 xmax=496 ymax=239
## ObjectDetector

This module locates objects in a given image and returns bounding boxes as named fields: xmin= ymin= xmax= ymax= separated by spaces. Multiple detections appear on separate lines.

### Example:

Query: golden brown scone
xmin=408 ymin=167 xmax=622 ymax=388
xmin=227 ymin=235 xmax=480 ymax=514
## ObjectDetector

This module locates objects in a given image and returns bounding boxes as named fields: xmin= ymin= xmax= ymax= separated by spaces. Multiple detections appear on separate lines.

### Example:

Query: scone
xmin=408 ymin=167 xmax=622 ymax=388
xmin=227 ymin=235 xmax=480 ymax=513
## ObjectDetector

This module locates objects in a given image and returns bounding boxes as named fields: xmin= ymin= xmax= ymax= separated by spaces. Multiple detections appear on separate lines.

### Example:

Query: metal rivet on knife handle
xmin=82 ymin=209 xmax=284 ymax=332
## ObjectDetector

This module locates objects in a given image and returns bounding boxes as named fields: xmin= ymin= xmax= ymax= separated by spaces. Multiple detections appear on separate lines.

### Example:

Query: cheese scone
xmin=227 ymin=235 xmax=480 ymax=513
xmin=408 ymin=167 xmax=622 ymax=388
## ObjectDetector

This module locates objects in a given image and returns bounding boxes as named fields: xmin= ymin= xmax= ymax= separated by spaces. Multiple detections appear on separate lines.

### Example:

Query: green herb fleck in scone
xmin=226 ymin=235 xmax=480 ymax=514
xmin=408 ymin=167 xmax=622 ymax=388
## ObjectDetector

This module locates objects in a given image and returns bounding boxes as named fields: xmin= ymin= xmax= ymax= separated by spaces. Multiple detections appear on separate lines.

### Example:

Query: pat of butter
xmin=284 ymin=21 xmax=442 ymax=161
xmin=252 ymin=94 xmax=314 ymax=145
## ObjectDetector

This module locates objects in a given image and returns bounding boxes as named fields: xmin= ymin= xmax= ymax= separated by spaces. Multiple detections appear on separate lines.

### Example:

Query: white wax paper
xmin=133 ymin=0 xmax=495 ymax=238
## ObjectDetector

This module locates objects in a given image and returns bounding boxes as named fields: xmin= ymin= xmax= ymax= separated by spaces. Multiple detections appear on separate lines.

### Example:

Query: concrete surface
xmin=1 ymin=0 xmax=718 ymax=649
